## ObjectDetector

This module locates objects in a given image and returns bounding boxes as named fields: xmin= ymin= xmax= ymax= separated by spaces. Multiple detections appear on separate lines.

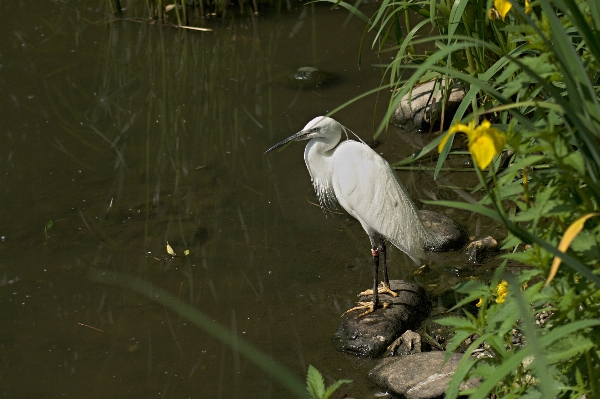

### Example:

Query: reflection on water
xmin=0 ymin=1 xmax=504 ymax=398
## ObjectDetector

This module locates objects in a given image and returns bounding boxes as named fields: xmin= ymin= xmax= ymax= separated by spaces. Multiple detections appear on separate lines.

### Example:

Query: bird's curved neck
xmin=303 ymin=132 xmax=341 ymax=209
xmin=304 ymin=133 xmax=340 ymax=171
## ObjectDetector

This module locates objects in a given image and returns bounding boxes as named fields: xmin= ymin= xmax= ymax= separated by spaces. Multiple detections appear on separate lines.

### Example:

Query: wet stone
xmin=462 ymin=236 xmax=498 ymax=263
xmin=391 ymin=79 xmax=465 ymax=131
xmin=332 ymin=281 xmax=430 ymax=358
xmin=419 ymin=210 xmax=469 ymax=252
xmin=283 ymin=66 xmax=340 ymax=89
xmin=367 ymin=351 xmax=479 ymax=399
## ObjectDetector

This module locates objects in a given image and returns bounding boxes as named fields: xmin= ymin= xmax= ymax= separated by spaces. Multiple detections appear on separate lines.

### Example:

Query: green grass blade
xmin=314 ymin=0 xmax=369 ymax=24
xmin=323 ymin=379 xmax=352 ymax=399
xmin=90 ymin=269 xmax=309 ymax=398
xmin=447 ymin=0 xmax=469 ymax=40
xmin=391 ymin=130 xmax=444 ymax=166
xmin=421 ymin=200 xmax=503 ymax=222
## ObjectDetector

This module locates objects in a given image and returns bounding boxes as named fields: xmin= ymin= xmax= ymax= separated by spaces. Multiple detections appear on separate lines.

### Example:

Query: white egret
xmin=265 ymin=116 xmax=445 ymax=316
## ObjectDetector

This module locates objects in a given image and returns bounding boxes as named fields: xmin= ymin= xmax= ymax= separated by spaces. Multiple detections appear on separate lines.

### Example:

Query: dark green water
xmin=0 ymin=1 xmax=504 ymax=398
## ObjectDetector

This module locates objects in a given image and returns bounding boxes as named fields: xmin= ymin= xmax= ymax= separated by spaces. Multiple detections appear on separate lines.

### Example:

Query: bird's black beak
xmin=263 ymin=129 xmax=313 ymax=154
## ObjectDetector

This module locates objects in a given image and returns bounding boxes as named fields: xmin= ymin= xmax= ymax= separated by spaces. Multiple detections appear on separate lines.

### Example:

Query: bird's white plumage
xmin=329 ymin=141 xmax=427 ymax=263
xmin=298 ymin=116 xmax=440 ymax=264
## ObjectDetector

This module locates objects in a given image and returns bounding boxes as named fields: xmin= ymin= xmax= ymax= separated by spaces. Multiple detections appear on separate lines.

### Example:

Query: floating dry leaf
xmin=166 ymin=242 xmax=176 ymax=256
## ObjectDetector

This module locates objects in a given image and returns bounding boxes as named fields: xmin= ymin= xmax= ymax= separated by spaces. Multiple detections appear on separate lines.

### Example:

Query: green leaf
xmin=322 ymin=379 xmax=352 ymax=399
xmin=444 ymin=329 xmax=474 ymax=355
xmin=445 ymin=355 xmax=477 ymax=399
xmin=562 ymin=151 xmax=586 ymax=176
xmin=306 ymin=365 xmax=325 ymax=399
xmin=488 ymin=299 xmax=519 ymax=336
xmin=435 ymin=316 xmax=479 ymax=331
xmin=545 ymin=336 xmax=594 ymax=364
xmin=446 ymin=334 xmax=493 ymax=399
xmin=45 ymin=220 xmax=54 ymax=232
xmin=447 ymin=281 xmax=488 ymax=311
xmin=468 ymin=319 xmax=600 ymax=399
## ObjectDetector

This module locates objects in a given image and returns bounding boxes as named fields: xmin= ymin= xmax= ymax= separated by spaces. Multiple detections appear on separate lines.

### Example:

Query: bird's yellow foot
xmin=357 ymin=282 xmax=398 ymax=298
xmin=342 ymin=301 xmax=390 ymax=318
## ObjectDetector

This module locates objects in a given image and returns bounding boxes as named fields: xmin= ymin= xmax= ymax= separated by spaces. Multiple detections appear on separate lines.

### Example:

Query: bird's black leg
xmin=377 ymin=236 xmax=397 ymax=297
xmin=379 ymin=236 xmax=389 ymax=287
xmin=371 ymin=245 xmax=380 ymax=311
xmin=343 ymin=238 xmax=393 ymax=317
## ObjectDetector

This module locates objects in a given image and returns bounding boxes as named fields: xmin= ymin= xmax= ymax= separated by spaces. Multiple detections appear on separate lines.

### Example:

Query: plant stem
xmin=109 ymin=0 xmax=122 ymax=14
xmin=587 ymin=350 xmax=596 ymax=394
xmin=174 ymin=0 xmax=182 ymax=25
xmin=404 ymin=9 xmax=416 ymax=54
xmin=460 ymin=14 xmax=477 ymax=74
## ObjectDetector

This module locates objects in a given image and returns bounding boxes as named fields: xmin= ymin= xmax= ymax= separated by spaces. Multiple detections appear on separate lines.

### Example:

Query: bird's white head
xmin=264 ymin=116 xmax=342 ymax=154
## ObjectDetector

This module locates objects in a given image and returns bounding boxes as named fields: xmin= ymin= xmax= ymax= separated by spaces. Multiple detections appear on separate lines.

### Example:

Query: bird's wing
xmin=330 ymin=141 xmax=426 ymax=263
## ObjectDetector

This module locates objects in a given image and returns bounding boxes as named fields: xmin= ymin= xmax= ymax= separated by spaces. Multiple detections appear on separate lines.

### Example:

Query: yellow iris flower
xmin=494 ymin=0 xmax=512 ymax=20
xmin=490 ymin=0 xmax=531 ymax=20
xmin=438 ymin=119 xmax=506 ymax=170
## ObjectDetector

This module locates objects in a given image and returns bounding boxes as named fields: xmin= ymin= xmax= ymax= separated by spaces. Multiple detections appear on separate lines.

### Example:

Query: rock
xmin=419 ymin=210 xmax=469 ymax=252
xmin=391 ymin=80 xmax=465 ymax=131
xmin=387 ymin=330 xmax=422 ymax=356
xmin=367 ymin=351 xmax=479 ymax=399
xmin=283 ymin=66 xmax=340 ymax=89
xmin=462 ymin=236 xmax=498 ymax=263
xmin=332 ymin=280 xmax=431 ymax=358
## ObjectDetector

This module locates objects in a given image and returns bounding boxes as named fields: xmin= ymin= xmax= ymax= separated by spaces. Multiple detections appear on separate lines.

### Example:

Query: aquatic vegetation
xmin=44 ymin=220 xmax=54 ymax=243
xmin=109 ymin=0 xmax=272 ymax=22
xmin=333 ymin=0 xmax=600 ymax=396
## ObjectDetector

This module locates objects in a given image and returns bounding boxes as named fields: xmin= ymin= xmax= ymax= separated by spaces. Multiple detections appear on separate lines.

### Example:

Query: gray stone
xmin=332 ymin=280 xmax=431 ymax=358
xmin=419 ymin=210 xmax=469 ymax=252
xmin=392 ymin=80 xmax=465 ymax=131
xmin=387 ymin=330 xmax=422 ymax=356
xmin=462 ymin=236 xmax=498 ymax=263
xmin=367 ymin=351 xmax=478 ymax=399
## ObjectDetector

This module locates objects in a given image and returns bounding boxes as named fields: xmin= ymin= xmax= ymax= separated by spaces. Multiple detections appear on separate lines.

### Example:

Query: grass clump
xmin=332 ymin=0 xmax=600 ymax=396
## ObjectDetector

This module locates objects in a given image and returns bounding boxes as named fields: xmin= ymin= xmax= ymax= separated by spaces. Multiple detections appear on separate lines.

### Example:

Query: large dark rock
xmin=367 ymin=351 xmax=479 ymax=399
xmin=333 ymin=280 xmax=431 ymax=358
xmin=419 ymin=210 xmax=469 ymax=252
